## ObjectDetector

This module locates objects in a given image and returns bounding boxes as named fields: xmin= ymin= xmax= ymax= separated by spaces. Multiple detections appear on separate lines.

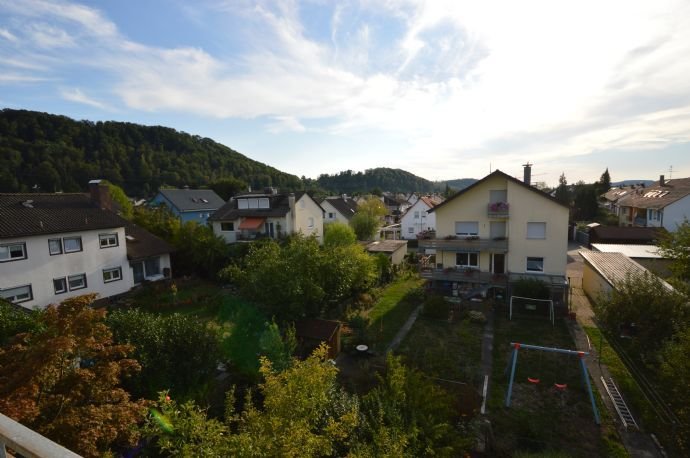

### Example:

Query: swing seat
xmin=527 ymin=377 xmax=540 ymax=384
xmin=554 ymin=383 xmax=567 ymax=391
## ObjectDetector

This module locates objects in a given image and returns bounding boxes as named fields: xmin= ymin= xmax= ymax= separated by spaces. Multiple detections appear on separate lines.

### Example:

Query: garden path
xmin=385 ymin=303 xmax=423 ymax=353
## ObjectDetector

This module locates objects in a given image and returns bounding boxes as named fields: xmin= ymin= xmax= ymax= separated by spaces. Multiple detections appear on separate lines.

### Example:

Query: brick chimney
xmin=522 ymin=162 xmax=532 ymax=185
xmin=660 ymin=175 xmax=665 ymax=186
xmin=89 ymin=179 xmax=112 ymax=211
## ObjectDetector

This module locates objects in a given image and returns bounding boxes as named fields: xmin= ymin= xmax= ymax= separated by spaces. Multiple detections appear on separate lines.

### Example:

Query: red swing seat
xmin=554 ymin=383 xmax=568 ymax=390
xmin=527 ymin=377 xmax=540 ymax=384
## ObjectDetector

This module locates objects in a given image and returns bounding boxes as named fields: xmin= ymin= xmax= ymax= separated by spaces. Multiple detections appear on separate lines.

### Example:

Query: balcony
xmin=419 ymin=236 xmax=508 ymax=253
xmin=487 ymin=201 xmax=509 ymax=218
xmin=419 ymin=267 xmax=508 ymax=285
xmin=0 ymin=413 xmax=81 ymax=457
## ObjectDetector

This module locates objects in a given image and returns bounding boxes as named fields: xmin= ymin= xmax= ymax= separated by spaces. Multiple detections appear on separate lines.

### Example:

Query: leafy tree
xmin=324 ymin=221 xmax=357 ymax=247
xmin=0 ymin=298 xmax=42 ymax=344
xmin=209 ymin=176 xmax=248 ymax=200
xmin=356 ymin=354 xmax=472 ymax=456
xmin=351 ymin=197 xmax=387 ymax=240
xmin=144 ymin=345 xmax=359 ymax=457
xmin=593 ymin=272 xmax=690 ymax=358
xmin=106 ymin=309 xmax=221 ymax=400
xmin=572 ymin=181 xmax=599 ymax=221
xmin=0 ymin=295 xmax=145 ymax=457
xmin=554 ymin=172 xmax=570 ymax=206
xmin=259 ymin=321 xmax=297 ymax=373
xmin=658 ymin=220 xmax=690 ymax=281
xmin=105 ymin=180 xmax=133 ymax=219
xmin=597 ymin=167 xmax=611 ymax=195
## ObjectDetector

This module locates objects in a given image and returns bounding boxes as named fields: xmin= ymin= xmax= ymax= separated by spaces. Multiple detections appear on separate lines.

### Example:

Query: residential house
xmin=419 ymin=167 xmax=569 ymax=302
xmin=382 ymin=194 xmax=411 ymax=224
xmin=590 ymin=243 xmax=671 ymax=279
xmin=209 ymin=189 xmax=325 ymax=243
xmin=400 ymin=195 xmax=443 ymax=239
xmin=0 ymin=181 xmax=172 ymax=309
xmin=320 ymin=195 xmax=358 ymax=224
xmin=150 ymin=188 xmax=225 ymax=224
xmin=611 ymin=175 xmax=690 ymax=231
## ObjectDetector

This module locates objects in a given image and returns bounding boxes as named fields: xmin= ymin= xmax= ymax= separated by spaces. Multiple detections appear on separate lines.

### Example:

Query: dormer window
xmin=237 ymin=198 xmax=271 ymax=209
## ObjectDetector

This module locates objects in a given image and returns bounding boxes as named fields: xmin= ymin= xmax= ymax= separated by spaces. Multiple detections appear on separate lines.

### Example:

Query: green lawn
xmin=363 ymin=277 xmax=424 ymax=351
xmin=488 ymin=313 xmax=627 ymax=457
xmin=397 ymin=316 xmax=483 ymax=385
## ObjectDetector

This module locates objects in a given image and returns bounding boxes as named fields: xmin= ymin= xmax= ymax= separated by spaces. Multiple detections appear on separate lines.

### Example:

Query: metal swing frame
xmin=504 ymin=342 xmax=601 ymax=424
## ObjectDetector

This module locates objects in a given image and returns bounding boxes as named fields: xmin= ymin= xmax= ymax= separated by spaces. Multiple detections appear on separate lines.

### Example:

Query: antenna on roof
xmin=669 ymin=165 xmax=674 ymax=179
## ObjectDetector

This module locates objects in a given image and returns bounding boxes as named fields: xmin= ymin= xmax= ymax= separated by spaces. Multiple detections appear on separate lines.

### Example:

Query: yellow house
xmin=420 ymin=169 xmax=569 ymax=301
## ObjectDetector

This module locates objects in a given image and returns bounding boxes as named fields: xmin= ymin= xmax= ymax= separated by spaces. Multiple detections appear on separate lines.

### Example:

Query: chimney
xmin=522 ymin=162 xmax=532 ymax=185
xmin=342 ymin=193 xmax=348 ymax=201
xmin=660 ymin=175 xmax=665 ymax=186
xmin=89 ymin=179 xmax=112 ymax=211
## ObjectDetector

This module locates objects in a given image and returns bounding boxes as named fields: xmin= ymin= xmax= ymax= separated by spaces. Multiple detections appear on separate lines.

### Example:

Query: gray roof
xmin=0 ymin=193 xmax=126 ymax=238
xmin=125 ymin=223 xmax=174 ymax=261
xmin=209 ymin=191 xmax=321 ymax=221
xmin=613 ymin=177 xmax=690 ymax=210
xmin=590 ymin=244 xmax=662 ymax=259
xmin=364 ymin=240 xmax=408 ymax=254
xmin=156 ymin=189 xmax=225 ymax=212
xmin=579 ymin=250 xmax=673 ymax=290
xmin=321 ymin=197 xmax=358 ymax=220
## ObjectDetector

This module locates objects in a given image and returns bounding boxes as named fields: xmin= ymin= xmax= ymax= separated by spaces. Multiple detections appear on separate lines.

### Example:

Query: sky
xmin=1 ymin=0 xmax=690 ymax=186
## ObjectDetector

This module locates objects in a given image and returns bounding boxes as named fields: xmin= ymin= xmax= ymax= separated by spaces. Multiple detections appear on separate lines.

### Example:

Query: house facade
xmin=209 ymin=190 xmax=325 ymax=243
xmin=607 ymin=176 xmax=690 ymax=231
xmin=320 ymin=196 xmax=358 ymax=225
xmin=0 ymin=181 xmax=172 ymax=309
xmin=419 ymin=169 xmax=569 ymax=302
xmin=150 ymin=188 xmax=225 ymax=224
xmin=400 ymin=196 xmax=443 ymax=239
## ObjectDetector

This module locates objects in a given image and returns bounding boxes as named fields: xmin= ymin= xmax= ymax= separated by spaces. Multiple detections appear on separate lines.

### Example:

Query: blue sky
xmin=2 ymin=0 xmax=690 ymax=186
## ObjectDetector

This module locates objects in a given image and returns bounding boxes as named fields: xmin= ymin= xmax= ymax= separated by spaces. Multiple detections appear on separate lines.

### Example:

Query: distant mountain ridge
xmin=316 ymin=168 xmax=443 ymax=194
xmin=611 ymin=180 xmax=655 ymax=187
xmin=444 ymin=178 xmax=477 ymax=190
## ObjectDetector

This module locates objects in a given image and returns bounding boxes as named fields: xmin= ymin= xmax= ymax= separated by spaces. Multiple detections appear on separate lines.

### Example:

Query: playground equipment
xmin=505 ymin=342 xmax=601 ymax=424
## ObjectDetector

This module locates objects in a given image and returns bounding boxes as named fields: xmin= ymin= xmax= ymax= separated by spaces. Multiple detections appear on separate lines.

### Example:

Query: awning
xmin=239 ymin=217 xmax=266 ymax=230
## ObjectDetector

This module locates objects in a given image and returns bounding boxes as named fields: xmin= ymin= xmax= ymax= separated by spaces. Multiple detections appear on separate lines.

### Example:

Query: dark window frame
xmin=63 ymin=236 xmax=83 ymax=254
xmin=53 ymin=277 xmax=67 ymax=294
xmin=68 ymin=273 xmax=87 ymax=291
xmin=0 ymin=242 xmax=27 ymax=263
xmin=99 ymin=233 xmax=119 ymax=249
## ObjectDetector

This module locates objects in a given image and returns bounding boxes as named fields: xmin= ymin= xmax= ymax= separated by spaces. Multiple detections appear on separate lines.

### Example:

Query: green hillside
xmin=0 ymin=109 xmax=303 ymax=196
xmin=316 ymin=167 xmax=444 ymax=194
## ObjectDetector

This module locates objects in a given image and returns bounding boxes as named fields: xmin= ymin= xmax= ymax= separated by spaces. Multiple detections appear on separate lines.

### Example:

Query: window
xmin=145 ymin=258 xmax=161 ymax=277
xmin=102 ymin=267 xmax=122 ymax=283
xmin=238 ymin=199 xmax=249 ymax=209
xmin=0 ymin=284 xmax=33 ymax=304
xmin=647 ymin=209 xmax=661 ymax=221
xmin=99 ymin=233 xmax=118 ymax=248
xmin=248 ymin=198 xmax=259 ymax=209
xmin=526 ymin=222 xmax=546 ymax=239
xmin=49 ymin=238 xmax=62 ymax=255
xmin=259 ymin=198 xmax=270 ymax=209
xmin=0 ymin=242 xmax=26 ymax=262
xmin=307 ymin=217 xmax=314 ymax=228
xmin=328 ymin=212 xmax=335 ymax=219
xmin=63 ymin=236 xmax=82 ymax=253
xmin=526 ymin=257 xmax=544 ymax=273
xmin=68 ymin=273 xmax=87 ymax=291
xmin=408 ymin=227 xmax=414 ymax=233
xmin=300 ymin=199 xmax=306 ymax=209
xmin=456 ymin=252 xmax=479 ymax=268
xmin=455 ymin=221 xmax=479 ymax=236
xmin=490 ymin=189 xmax=507 ymax=203
xmin=414 ymin=211 xmax=420 ymax=219
xmin=53 ymin=277 xmax=67 ymax=294
xmin=221 ymin=222 xmax=235 ymax=231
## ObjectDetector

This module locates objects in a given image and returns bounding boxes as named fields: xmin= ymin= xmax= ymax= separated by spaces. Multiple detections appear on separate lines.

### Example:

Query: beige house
xmin=209 ymin=190 xmax=325 ymax=243
xmin=419 ymin=169 xmax=569 ymax=301
xmin=364 ymin=240 xmax=408 ymax=265
xmin=320 ymin=196 xmax=358 ymax=225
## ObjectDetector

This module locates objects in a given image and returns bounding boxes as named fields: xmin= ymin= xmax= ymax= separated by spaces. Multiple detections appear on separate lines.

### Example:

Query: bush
xmin=0 ymin=299 xmax=41 ymax=344
xmin=468 ymin=311 xmax=487 ymax=324
xmin=512 ymin=278 xmax=550 ymax=299
xmin=422 ymin=295 xmax=450 ymax=319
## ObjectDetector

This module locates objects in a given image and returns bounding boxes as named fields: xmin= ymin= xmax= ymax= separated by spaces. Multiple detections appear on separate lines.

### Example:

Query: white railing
xmin=0 ymin=413 xmax=81 ymax=457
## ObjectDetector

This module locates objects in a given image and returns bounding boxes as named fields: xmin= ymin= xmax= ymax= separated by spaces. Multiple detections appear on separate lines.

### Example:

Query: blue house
xmin=150 ymin=188 xmax=225 ymax=225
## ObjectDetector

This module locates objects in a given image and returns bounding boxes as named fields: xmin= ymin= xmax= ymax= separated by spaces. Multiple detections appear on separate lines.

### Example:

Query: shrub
xmin=422 ymin=295 xmax=450 ymax=319
xmin=512 ymin=278 xmax=550 ymax=299
xmin=468 ymin=311 xmax=487 ymax=324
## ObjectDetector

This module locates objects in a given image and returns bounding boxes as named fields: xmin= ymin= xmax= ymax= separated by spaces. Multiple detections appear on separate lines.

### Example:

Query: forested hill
xmin=445 ymin=178 xmax=477 ymax=190
xmin=0 ymin=109 xmax=303 ymax=196
xmin=316 ymin=168 xmax=444 ymax=194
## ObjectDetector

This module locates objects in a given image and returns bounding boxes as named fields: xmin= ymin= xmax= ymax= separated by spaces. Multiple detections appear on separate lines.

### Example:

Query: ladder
xmin=601 ymin=376 xmax=639 ymax=429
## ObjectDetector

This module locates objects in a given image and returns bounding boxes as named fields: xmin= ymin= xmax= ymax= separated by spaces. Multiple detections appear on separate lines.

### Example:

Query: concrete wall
xmin=1 ymin=228 xmax=133 ymax=309
xmin=663 ymin=196 xmax=690 ymax=231
xmin=582 ymin=262 xmax=613 ymax=303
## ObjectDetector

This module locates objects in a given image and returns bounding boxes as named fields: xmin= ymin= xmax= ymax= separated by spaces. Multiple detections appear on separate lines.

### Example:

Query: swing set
xmin=505 ymin=342 xmax=601 ymax=424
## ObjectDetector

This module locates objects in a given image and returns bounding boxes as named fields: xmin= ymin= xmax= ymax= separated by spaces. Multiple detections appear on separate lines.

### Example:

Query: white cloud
xmin=267 ymin=115 xmax=306 ymax=133
xmin=27 ymin=23 xmax=75 ymax=48
xmin=0 ymin=27 xmax=17 ymax=41
xmin=60 ymin=87 xmax=108 ymax=109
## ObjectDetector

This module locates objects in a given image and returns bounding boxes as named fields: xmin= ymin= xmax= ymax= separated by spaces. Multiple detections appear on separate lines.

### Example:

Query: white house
xmin=209 ymin=189 xmax=325 ymax=243
xmin=0 ymin=181 xmax=173 ymax=309
xmin=400 ymin=195 xmax=443 ymax=239
xmin=610 ymin=175 xmax=690 ymax=231
xmin=320 ymin=196 xmax=358 ymax=224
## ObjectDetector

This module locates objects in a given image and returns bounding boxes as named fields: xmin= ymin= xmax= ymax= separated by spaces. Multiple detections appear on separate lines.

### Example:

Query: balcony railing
xmin=0 ymin=413 xmax=81 ymax=457
xmin=419 ymin=237 xmax=508 ymax=253
xmin=487 ymin=202 xmax=509 ymax=218
xmin=419 ymin=267 xmax=508 ymax=285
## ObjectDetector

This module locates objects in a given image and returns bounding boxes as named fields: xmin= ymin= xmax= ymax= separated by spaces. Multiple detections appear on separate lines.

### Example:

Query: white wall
xmin=212 ymin=221 xmax=237 ymax=243
xmin=321 ymin=200 xmax=351 ymax=224
xmin=292 ymin=195 xmax=324 ymax=242
xmin=400 ymin=199 xmax=436 ymax=239
xmin=1 ymin=228 xmax=133 ymax=309
xmin=663 ymin=196 xmax=690 ymax=231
